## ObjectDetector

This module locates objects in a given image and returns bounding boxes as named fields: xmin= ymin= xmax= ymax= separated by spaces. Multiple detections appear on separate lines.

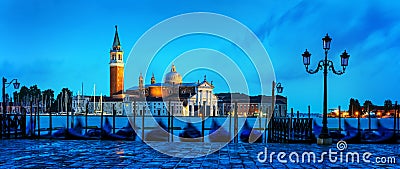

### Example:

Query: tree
xmin=29 ymin=85 xmax=41 ymax=100
xmin=363 ymin=100 xmax=373 ymax=114
xmin=42 ymin=89 xmax=55 ymax=112
xmin=348 ymin=98 xmax=355 ymax=116
xmin=384 ymin=99 xmax=393 ymax=114
xmin=349 ymin=98 xmax=362 ymax=116
xmin=53 ymin=88 xmax=73 ymax=112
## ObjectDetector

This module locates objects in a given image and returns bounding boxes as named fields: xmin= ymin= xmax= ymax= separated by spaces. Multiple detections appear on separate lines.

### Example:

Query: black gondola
xmin=342 ymin=120 xmax=361 ymax=144
xmin=209 ymin=119 xmax=230 ymax=142
xmin=179 ymin=122 xmax=202 ymax=142
xmin=239 ymin=119 xmax=262 ymax=143
xmin=145 ymin=120 xmax=169 ymax=141
xmin=361 ymin=120 xmax=396 ymax=144
xmin=115 ymin=122 xmax=136 ymax=140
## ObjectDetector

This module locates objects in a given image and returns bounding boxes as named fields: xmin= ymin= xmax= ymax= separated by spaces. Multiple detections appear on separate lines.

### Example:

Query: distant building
xmin=216 ymin=93 xmax=287 ymax=117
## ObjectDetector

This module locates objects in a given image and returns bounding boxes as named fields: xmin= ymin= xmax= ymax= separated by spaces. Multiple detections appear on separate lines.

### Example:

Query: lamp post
xmin=275 ymin=82 xmax=283 ymax=117
xmin=2 ymin=77 xmax=20 ymax=115
xmin=301 ymin=34 xmax=350 ymax=145
xmin=2 ymin=77 xmax=20 ymax=137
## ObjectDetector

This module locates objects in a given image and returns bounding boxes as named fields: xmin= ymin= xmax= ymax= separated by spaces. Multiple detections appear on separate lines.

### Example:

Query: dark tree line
xmin=348 ymin=98 xmax=397 ymax=117
xmin=12 ymin=85 xmax=73 ymax=112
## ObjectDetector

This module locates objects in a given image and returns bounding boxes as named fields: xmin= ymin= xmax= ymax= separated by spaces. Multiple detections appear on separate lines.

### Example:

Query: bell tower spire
xmin=110 ymin=25 xmax=124 ymax=97
xmin=112 ymin=25 xmax=121 ymax=50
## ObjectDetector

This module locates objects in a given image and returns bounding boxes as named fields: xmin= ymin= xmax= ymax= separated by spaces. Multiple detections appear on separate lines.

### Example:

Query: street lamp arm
xmin=328 ymin=61 xmax=345 ymax=75
xmin=4 ymin=79 xmax=18 ymax=88
xmin=305 ymin=60 xmax=324 ymax=74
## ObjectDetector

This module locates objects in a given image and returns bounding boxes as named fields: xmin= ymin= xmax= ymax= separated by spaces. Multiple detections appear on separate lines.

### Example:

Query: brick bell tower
xmin=110 ymin=25 xmax=124 ymax=97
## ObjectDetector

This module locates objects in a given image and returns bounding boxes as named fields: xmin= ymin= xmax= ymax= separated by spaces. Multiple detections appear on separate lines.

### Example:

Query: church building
xmin=123 ymin=65 xmax=219 ymax=117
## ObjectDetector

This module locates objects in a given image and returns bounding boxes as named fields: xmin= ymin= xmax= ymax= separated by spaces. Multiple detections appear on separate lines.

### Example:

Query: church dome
xmin=164 ymin=65 xmax=182 ymax=84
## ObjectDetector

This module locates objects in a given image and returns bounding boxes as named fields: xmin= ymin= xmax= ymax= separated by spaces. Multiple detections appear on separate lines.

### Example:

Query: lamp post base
xmin=317 ymin=137 xmax=332 ymax=145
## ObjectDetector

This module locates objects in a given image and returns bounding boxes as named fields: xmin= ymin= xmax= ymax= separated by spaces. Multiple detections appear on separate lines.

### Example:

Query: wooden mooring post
xmin=141 ymin=105 xmax=145 ymax=141
xmin=112 ymin=104 xmax=116 ymax=134
xmin=338 ymin=106 xmax=341 ymax=131
xmin=133 ymin=100 xmax=136 ymax=131
xmin=229 ymin=111 xmax=232 ymax=140
xmin=100 ymin=108 xmax=104 ymax=139
xmin=234 ymin=102 xmax=238 ymax=143
xmin=85 ymin=103 xmax=88 ymax=134
xmin=37 ymin=102 xmax=40 ymax=138
xmin=201 ymin=101 xmax=205 ymax=142
xmin=394 ymin=101 xmax=397 ymax=133
xmin=171 ymin=105 xmax=174 ymax=142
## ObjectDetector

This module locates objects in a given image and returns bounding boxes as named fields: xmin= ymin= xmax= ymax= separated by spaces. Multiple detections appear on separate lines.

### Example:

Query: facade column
xmin=195 ymin=88 xmax=199 ymax=105
xmin=199 ymin=90 xmax=203 ymax=106
xmin=190 ymin=104 xmax=194 ymax=116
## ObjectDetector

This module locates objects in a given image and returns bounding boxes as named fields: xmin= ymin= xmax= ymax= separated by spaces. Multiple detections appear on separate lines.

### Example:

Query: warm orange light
xmin=149 ymin=86 xmax=163 ymax=97
xmin=355 ymin=111 xmax=359 ymax=116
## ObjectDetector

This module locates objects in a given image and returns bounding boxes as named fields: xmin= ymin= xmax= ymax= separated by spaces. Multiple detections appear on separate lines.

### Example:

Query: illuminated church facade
xmin=123 ymin=65 xmax=219 ymax=117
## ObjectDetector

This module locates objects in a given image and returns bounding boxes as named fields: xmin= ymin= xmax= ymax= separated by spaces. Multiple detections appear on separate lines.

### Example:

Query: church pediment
xmin=198 ymin=81 xmax=214 ymax=89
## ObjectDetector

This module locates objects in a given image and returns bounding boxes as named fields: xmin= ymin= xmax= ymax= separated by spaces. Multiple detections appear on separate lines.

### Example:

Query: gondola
xmin=312 ymin=120 xmax=322 ymax=140
xmin=361 ymin=120 xmax=396 ymax=144
xmin=341 ymin=120 xmax=362 ymax=144
xmin=115 ymin=122 xmax=136 ymax=140
xmin=209 ymin=119 xmax=230 ymax=142
xmin=52 ymin=118 xmax=91 ymax=140
xmin=313 ymin=120 xmax=345 ymax=142
xmin=65 ymin=118 xmax=91 ymax=140
xmin=145 ymin=120 xmax=169 ymax=141
xmin=179 ymin=122 xmax=202 ymax=142
xmin=100 ymin=117 xmax=131 ymax=140
xmin=240 ymin=119 xmax=262 ymax=143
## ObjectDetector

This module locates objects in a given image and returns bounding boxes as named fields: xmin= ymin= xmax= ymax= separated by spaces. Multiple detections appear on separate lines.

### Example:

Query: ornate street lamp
xmin=301 ymin=34 xmax=350 ymax=145
xmin=2 ymin=77 xmax=20 ymax=114
xmin=276 ymin=83 xmax=284 ymax=94
xmin=2 ymin=77 xmax=20 ymax=137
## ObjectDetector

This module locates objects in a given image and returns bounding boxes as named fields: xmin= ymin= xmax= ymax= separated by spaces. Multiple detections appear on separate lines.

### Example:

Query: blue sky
xmin=1 ymin=0 xmax=400 ymax=113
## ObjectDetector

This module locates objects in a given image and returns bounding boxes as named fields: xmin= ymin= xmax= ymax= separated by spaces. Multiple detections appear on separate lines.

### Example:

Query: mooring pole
xmin=30 ymin=99 xmax=33 ymax=138
xmin=167 ymin=101 xmax=170 ymax=142
xmin=394 ymin=101 xmax=397 ymax=133
xmin=234 ymin=102 xmax=238 ymax=143
xmin=112 ymin=104 xmax=116 ymax=134
xmin=171 ymin=105 xmax=174 ymax=142
xmin=201 ymin=101 xmax=205 ymax=142
xmin=368 ymin=104 xmax=371 ymax=131
xmin=37 ymin=98 xmax=40 ymax=138
xmin=229 ymin=106 xmax=232 ymax=140
xmin=141 ymin=105 xmax=145 ymax=141
xmin=338 ymin=106 xmax=341 ymax=131
xmin=133 ymin=100 xmax=136 ymax=130
xmin=85 ymin=102 xmax=88 ymax=134
xmin=100 ymin=106 xmax=104 ymax=139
